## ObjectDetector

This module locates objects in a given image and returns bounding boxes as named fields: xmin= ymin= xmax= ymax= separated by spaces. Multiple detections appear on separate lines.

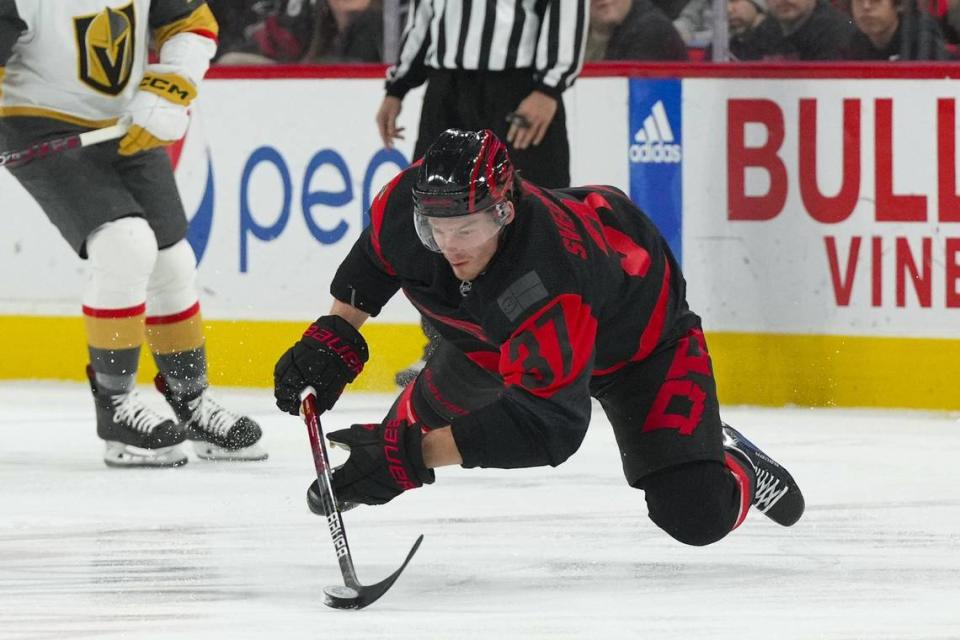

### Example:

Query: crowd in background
xmin=206 ymin=0 xmax=960 ymax=65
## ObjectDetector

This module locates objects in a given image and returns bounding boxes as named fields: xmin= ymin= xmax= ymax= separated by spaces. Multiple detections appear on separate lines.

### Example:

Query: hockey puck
xmin=323 ymin=585 xmax=360 ymax=609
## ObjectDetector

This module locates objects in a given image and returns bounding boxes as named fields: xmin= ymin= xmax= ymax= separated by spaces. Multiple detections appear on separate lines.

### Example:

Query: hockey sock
xmin=146 ymin=239 xmax=207 ymax=397
xmin=83 ymin=218 xmax=157 ymax=391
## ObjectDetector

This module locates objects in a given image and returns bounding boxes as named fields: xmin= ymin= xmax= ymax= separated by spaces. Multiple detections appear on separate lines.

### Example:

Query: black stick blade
xmin=323 ymin=534 xmax=424 ymax=610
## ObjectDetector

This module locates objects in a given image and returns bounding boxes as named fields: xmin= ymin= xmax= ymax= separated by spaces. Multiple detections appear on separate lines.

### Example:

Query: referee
xmin=375 ymin=0 xmax=589 ymax=188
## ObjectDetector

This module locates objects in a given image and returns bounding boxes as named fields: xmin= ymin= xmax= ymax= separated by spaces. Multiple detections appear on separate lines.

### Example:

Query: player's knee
xmin=87 ymin=217 xmax=158 ymax=274
xmin=85 ymin=217 xmax=158 ymax=305
xmin=147 ymin=238 xmax=198 ymax=313
xmin=641 ymin=461 xmax=740 ymax=547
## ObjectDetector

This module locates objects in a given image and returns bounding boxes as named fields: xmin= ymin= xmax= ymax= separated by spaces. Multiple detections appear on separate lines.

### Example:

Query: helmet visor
xmin=414 ymin=202 xmax=511 ymax=253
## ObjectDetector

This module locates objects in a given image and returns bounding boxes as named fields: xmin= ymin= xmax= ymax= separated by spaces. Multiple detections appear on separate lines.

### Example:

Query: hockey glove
xmin=118 ymin=66 xmax=196 ymax=156
xmin=273 ymin=315 xmax=369 ymax=415
xmin=324 ymin=418 xmax=435 ymax=507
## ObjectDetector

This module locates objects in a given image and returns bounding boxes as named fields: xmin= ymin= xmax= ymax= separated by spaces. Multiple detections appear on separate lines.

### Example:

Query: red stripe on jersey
xmin=592 ymin=257 xmax=671 ymax=377
xmin=407 ymin=296 xmax=490 ymax=342
xmin=464 ymin=350 xmax=500 ymax=373
xmin=370 ymin=166 xmax=418 ymax=276
xmin=634 ymin=257 xmax=671 ymax=361
xmin=394 ymin=380 xmax=419 ymax=423
xmin=145 ymin=301 xmax=201 ymax=325
xmin=82 ymin=303 xmax=146 ymax=318
xmin=187 ymin=29 xmax=219 ymax=43
xmin=725 ymin=452 xmax=753 ymax=529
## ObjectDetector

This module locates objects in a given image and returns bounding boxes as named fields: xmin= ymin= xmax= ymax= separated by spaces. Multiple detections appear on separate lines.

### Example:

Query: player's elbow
xmin=542 ymin=420 xmax=589 ymax=467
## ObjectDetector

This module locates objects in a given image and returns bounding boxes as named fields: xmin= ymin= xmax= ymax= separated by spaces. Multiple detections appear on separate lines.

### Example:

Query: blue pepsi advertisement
xmin=629 ymin=78 xmax=683 ymax=264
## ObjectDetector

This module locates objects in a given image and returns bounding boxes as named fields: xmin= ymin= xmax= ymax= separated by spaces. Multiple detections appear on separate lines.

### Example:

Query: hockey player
xmin=0 ymin=0 xmax=266 ymax=467
xmin=274 ymin=129 xmax=804 ymax=545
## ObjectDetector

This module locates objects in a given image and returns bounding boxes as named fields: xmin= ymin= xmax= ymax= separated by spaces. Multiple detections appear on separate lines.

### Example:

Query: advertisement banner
xmin=683 ymin=79 xmax=960 ymax=340
xmin=628 ymin=78 xmax=683 ymax=262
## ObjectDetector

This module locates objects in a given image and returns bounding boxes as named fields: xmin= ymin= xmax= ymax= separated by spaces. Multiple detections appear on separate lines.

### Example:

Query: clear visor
xmin=414 ymin=202 xmax=511 ymax=253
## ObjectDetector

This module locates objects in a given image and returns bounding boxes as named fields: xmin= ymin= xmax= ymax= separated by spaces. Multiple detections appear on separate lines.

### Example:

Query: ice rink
xmin=1 ymin=381 xmax=958 ymax=640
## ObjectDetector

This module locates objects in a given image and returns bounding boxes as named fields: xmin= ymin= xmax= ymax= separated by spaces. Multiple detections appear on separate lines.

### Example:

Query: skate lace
xmin=111 ymin=392 xmax=169 ymax=434
xmin=191 ymin=394 xmax=240 ymax=438
xmin=753 ymin=467 xmax=789 ymax=513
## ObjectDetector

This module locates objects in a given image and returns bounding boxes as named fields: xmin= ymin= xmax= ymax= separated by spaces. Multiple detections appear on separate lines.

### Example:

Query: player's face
xmin=428 ymin=203 xmax=513 ymax=281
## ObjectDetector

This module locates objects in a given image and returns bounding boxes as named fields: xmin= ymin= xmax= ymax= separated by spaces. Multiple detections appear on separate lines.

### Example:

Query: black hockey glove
xmin=273 ymin=315 xmax=369 ymax=416
xmin=324 ymin=418 xmax=435 ymax=507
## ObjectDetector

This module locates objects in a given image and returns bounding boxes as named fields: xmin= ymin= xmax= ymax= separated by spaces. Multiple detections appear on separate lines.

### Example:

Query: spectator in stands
xmin=674 ymin=0 xmax=714 ymax=48
xmin=302 ymin=0 xmax=383 ymax=62
xmin=750 ymin=0 xmax=856 ymax=59
xmin=843 ymin=0 xmax=948 ymax=58
xmin=653 ymin=0 xmax=696 ymax=19
xmin=216 ymin=0 xmax=317 ymax=65
xmin=587 ymin=0 xmax=689 ymax=60
xmin=726 ymin=0 xmax=783 ymax=58
xmin=206 ymin=0 xmax=262 ymax=61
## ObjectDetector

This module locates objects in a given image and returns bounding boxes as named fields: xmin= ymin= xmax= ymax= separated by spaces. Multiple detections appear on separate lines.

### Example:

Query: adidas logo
xmin=630 ymin=100 xmax=682 ymax=164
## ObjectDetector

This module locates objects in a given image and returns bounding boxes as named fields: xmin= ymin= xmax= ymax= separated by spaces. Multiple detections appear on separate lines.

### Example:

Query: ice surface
xmin=1 ymin=382 xmax=958 ymax=640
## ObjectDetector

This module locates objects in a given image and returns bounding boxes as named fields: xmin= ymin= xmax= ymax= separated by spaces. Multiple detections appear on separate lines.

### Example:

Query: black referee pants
xmin=413 ymin=68 xmax=571 ymax=189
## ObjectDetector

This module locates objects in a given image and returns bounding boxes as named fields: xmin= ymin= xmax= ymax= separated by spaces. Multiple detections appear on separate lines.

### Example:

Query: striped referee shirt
xmin=386 ymin=0 xmax=589 ymax=100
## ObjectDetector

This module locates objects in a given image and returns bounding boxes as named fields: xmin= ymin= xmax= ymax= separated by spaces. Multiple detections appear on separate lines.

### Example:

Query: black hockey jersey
xmin=331 ymin=166 xmax=700 ymax=469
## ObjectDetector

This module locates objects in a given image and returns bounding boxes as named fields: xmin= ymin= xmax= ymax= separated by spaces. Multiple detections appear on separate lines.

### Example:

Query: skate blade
xmin=191 ymin=441 xmax=268 ymax=462
xmin=103 ymin=442 xmax=188 ymax=468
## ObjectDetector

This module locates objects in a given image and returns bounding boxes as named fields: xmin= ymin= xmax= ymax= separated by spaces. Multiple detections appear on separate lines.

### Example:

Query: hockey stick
xmin=299 ymin=387 xmax=423 ymax=610
xmin=0 ymin=123 xmax=128 ymax=169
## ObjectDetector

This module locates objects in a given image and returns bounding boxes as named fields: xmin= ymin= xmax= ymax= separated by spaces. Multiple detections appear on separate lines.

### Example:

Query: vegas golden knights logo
xmin=74 ymin=3 xmax=136 ymax=96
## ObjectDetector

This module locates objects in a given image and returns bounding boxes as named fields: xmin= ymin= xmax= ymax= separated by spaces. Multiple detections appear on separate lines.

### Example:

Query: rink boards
xmin=2 ymin=64 xmax=959 ymax=409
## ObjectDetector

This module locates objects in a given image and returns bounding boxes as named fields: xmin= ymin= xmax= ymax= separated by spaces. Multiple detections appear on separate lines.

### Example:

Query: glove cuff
xmin=404 ymin=425 xmax=435 ymax=486
xmin=138 ymin=69 xmax=197 ymax=106
xmin=302 ymin=315 xmax=370 ymax=380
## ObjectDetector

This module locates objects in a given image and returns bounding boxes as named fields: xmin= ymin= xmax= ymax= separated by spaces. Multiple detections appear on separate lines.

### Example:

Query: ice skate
xmin=88 ymin=366 xmax=187 ymax=468
xmin=723 ymin=423 xmax=805 ymax=526
xmin=156 ymin=374 xmax=268 ymax=461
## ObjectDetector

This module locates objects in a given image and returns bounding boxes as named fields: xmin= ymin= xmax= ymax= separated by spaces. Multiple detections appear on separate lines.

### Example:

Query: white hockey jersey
xmin=0 ymin=0 xmax=217 ymax=127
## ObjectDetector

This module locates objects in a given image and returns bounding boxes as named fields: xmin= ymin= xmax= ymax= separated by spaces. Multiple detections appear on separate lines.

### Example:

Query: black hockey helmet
xmin=412 ymin=129 xmax=515 ymax=218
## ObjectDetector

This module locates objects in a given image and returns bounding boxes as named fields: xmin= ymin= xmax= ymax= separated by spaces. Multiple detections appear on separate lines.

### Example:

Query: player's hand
xmin=375 ymin=96 xmax=405 ymax=148
xmin=273 ymin=315 xmax=369 ymax=416
xmin=326 ymin=418 xmax=435 ymax=506
xmin=506 ymin=91 xmax=558 ymax=150
xmin=118 ymin=66 xmax=196 ymax=156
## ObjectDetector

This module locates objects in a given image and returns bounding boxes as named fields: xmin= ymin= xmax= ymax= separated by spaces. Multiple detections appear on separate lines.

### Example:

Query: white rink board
xmin=683 ymin=78 xmax=960 ymax=338
xmin=0 ymin=77 xmax=627 ymax=322
xmin=4 ymin=73 xmax=960 ymax=338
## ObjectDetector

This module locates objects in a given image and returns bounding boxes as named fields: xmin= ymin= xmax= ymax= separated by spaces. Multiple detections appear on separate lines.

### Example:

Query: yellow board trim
xmin=0 ymin=106 xmax=118 ymax=129
xmin=1 ymin=315 xmax=957 ymax=409
xmin=153 ymin=5 xmax=219 ymax=50
xmin=0 ymin=316 xmax=426 ymax=392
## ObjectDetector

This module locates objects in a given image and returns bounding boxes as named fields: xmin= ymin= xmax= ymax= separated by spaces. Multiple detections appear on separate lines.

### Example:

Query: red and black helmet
xmin=412 ymin=129 xmax=515 ymax=218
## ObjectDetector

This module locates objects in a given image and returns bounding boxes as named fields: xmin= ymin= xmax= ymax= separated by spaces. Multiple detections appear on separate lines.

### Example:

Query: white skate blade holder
xmin=103 ymin=442 xmax=188 ymax=468
xmin=191 ymin=441 xmax=269 ymax=461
